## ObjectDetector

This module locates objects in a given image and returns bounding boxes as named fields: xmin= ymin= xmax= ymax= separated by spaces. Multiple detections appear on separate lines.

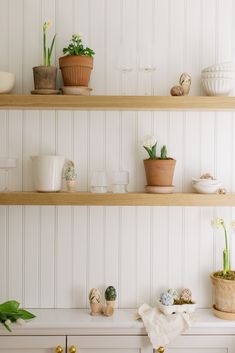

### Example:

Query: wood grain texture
xmin=0 ymin=192 xmax=235 ymax=206
xmin=2 ymin=95 xmax=235 ymax=111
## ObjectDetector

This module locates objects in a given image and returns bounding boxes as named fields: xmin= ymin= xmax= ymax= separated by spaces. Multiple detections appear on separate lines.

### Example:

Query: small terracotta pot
xmin=33 ymin=66 xmax=57 ymax=90
xmin=59 ymin=55 xmax=93 ymax=86
xmin=66 ymin=180 xmax=77 ymax=192
xmin=106 ymin=300 xmax=116 ymax=308
xmin=143 ymin=159 xmax=176 ymax=186
xmin=211 ymin=272 xmax=235 ymax=313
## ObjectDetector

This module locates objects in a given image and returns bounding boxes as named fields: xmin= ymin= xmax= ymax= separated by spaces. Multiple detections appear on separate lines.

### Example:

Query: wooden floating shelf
xmin=0 ymin=192 xmax=235 ymax=206
xmin=1 ymin=95 xmax=235 ymax=111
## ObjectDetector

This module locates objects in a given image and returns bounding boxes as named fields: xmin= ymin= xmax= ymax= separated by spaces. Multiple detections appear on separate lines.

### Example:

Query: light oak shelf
xmin=0 ymin=192 xmax=234 ymax=206
xmin=1 ymin=95 xmax=235 ymax=111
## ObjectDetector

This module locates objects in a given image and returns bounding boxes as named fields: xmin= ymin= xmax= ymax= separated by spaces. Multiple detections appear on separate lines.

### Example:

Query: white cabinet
xmin=67 ymin=336 xmax=152 ymax=353
xmin=0 ymin=336 xmax=66 ymax=353
xmin=168 ymin=335 xmax=235 ymax=353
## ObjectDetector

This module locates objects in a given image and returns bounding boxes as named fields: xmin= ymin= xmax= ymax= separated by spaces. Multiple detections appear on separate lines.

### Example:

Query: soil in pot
xmin=144 ymin=159 xmax=176 ymax=186
xmin=59 ymin=55 xmax=93 ymax=86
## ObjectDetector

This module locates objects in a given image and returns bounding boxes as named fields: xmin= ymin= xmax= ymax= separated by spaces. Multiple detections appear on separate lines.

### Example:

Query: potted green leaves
xmin=105 ymin=286 xmax=117 ymax=308
xmin=0 ymin=300 xmax=35 ymax=331
xmin=142 ymin=136 xmax=176 ymax=193
xmin=211 ymin=218 xmax=235 ymax=318
xmin=32 ymin=21 xmax=57 ymax=94
xmin=59 ymin=33 xmax=95 ymax=94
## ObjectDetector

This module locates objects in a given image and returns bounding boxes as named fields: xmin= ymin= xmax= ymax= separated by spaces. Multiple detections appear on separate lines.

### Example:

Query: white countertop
xmin=0 ymin=308 xmax=235 ymax=336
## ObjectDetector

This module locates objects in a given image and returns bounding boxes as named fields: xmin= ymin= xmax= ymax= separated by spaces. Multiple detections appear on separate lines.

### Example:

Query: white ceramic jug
xmin=31 ymin=155 xmax=65 ymax=192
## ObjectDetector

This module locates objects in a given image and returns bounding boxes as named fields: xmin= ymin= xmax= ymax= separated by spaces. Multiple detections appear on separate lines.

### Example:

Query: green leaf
xmin=2 ymin=322 xmax=11 ymax=332
xmin=18 ymin=309 xmax=36 ymax=320
xmin=0 ymin=301 xmax=20 ymax=312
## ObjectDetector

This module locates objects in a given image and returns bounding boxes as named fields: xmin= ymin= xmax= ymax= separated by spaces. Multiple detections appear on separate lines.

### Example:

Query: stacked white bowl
xmin=201 ymin=62 xmax=235 ymax=96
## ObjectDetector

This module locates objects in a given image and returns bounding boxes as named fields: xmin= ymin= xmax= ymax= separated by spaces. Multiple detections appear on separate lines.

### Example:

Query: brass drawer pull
xmin=69 ymin=346 xmax=77 ymax=353
xmin=55 ymin=346 xmax=63 ymax=353
xmin=156 ymin=347 xmax=165 ymax=353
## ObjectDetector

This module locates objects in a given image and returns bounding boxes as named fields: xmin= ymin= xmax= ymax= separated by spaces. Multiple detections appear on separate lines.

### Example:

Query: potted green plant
xmin=59 ymin=33 xmax=95 ymax=88
xmin=210 ymin=218 xmax=235 ymax=317
xmin=64 ymin=160 xmax=77 ymax=192
xmin=32 ymin=21 xmax=57 ymax=94
xmin=142 ymin=136 xmax=176 ymax=187
xmin=104 ymin=286 xmax=117 ymax=308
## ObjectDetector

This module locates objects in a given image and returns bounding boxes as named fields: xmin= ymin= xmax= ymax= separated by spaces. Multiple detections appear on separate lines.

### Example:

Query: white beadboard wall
xmin=1 ymin=0 xmax=235 ymax=309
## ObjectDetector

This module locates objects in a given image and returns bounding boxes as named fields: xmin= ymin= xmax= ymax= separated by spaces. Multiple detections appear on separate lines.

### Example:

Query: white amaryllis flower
xmin=211 ymin=218 xmax=224 ymax=229
xmin=43 ymin=20 xmax=52 ymax=31
xmin=142 ymin=135 xmax=157 ymax=149
xmin=16 ymin=318 xmax=25 ymax=326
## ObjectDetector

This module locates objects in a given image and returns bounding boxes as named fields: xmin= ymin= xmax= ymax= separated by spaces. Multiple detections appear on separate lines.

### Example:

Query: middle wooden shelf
xmin=0 ymin=192 xmax=234 ymax=206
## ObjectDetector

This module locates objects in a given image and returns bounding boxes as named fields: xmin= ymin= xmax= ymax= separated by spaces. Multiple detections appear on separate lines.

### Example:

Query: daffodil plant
xmin=43 ymin=21 xmax=56 ymax=66
xmin=211 ymin=218 xmax=230 ymax=275
xmin=0 ymin=300 xmax=35 ymax=332
xmin=142 ymin=135 xmax=169 ymax=160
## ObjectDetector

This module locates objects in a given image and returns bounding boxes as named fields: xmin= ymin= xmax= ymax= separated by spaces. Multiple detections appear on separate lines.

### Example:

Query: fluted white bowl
xmin=192 ymin=180 xmax=222 ymax=194
xmin=202 ymin=62 xmax=235 ymax=73
xmin=0 ymin=71 xmax=15 ymax=93
xmin=201 ymin=71 xmax=235 ymax=79
xmin=201 ymin=77 xmax=234 ymax=96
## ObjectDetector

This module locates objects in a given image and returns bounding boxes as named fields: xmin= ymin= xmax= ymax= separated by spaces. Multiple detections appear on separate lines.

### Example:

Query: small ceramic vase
xmin=179 ymin=73 xmax=191 ymax=96
xmin=66 ymin=179 xmax=77 ymax=192
xmin=101 ymin=305 xmax=114 ymax=317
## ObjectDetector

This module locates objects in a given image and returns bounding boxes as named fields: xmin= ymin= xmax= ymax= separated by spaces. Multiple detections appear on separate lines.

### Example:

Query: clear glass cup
xmin=0 ymin=158 xmax=17 ymax=191
xmin=90 ymin=171 xmax=108 ymax=193
xmin=111 ymin=171 xmax=129 ymax=193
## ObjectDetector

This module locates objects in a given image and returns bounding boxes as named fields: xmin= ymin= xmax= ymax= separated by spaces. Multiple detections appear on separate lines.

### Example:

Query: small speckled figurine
xmin=105 ymin=286 xmax=117 ymax=308
xmin=167 ymin=288 xmax=180 ymax=301
xmin=179 ymin=73 xmax=191 ymax=96
xmin=160 ymin=292 xmax=174 ymax=306
xmin=180 ymin=288 xmax=192 ymax=302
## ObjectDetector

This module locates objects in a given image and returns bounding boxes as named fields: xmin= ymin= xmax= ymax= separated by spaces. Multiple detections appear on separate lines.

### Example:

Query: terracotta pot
xmin=143 ymin=159 xmax=176 ymax=186
xmin=210 ymin=272 xmax=235 ymax=313
xmin=59 ymin=55 xmax=93 ymax=86
xmin=33 ymin=66 xmax=57 ymax=90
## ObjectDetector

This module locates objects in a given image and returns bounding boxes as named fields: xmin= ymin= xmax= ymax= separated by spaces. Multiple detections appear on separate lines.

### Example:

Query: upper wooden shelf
xmin=0 ymin=192 xmax=234 ymax=206
xmin=1 ymin=95 xmax=235 ymax=111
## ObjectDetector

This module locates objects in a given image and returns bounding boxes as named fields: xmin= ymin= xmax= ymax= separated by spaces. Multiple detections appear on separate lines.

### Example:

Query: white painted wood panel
xmin=0 ymin=0 xmax=235 ymax=309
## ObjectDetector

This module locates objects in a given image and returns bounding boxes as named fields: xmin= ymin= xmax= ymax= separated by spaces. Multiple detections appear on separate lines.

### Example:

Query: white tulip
xmin=142 ymin=135 xmax=157 ymax=149
xmin=16 ymin=318 xmax=25 ymax=326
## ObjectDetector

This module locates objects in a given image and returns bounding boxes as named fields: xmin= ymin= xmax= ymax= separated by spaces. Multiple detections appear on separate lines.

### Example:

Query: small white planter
xmin=31 ymin=155 xmax=65 ymax=192
xmin=157 ymin=300 xmax=196 ymax=315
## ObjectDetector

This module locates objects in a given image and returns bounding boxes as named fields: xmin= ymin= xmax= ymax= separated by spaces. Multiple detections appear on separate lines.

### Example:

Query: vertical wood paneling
xmin=0 ymin=111 xmax=8 ymax=190
xmin=1 ymin=0 xmax=235 ymax=309
xmin=24 ymin=206 xmax=40 ymax=307
xmin=120 ymin=207 xmax=137 ymax=308
xmin=8 ymin=206 xmax=23 ymax=301
xmin=73 ymin=206 xmax=88 ymax=308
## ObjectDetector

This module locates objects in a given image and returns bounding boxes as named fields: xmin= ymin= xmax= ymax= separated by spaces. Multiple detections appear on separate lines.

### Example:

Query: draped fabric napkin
xmin=137 ymin=304 xmax=194 ymax=349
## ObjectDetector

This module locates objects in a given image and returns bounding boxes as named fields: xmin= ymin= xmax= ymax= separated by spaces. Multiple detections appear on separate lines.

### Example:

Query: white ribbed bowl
xmin=201 ymin=77 xmax=234 ymax=96
xmin=0 ymin=72 xmax=15 ymax=93
xmin=201 ymin=71 xmax=235 ymax=79
xmin=202 ymin=62 xmax=235 ymax=73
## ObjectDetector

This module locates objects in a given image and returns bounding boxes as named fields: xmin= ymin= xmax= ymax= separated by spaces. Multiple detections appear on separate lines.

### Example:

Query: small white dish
xmin=201 ymin=77 xmax=234 ymax=96
xmin=202 ymin=62 xmax=235 ymax=73
xmin=157 ymin=300 xmax=196 ymax=315
xmin=145 ymin=185 xmax=174 ymax=194
xmin=61 ymin=86 xmax=92 ymax=95
xmin=0 ymin=72 xmax=15 ymax=94
xmin=192 ymin=181 xmax=222 ymax=194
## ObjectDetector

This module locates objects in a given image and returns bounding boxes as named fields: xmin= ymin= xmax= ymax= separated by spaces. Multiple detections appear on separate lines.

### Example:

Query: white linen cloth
xmin=138 ymin=304 xmax=194 ymax=349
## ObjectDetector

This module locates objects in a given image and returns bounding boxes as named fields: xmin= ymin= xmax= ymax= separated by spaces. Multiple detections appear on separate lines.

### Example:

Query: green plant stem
xmin=43 ymin=30 xmax=46 ymax=66
xmin=222 ymin=222 xmax=230 ymax=274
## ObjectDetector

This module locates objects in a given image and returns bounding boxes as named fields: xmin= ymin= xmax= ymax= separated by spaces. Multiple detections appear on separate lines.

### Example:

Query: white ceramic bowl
xmin=201 ymin=71 xmax=235 ymax=79
xmin=157 ymin=300 xmax=197 ymax=315
xmin=192 ymin=180 xmax=222 ymax=194
xmin=0 ymin=71 xmax=15 ymax=93
xmin=202 ymin=62 xmax=235 ymax=73
xmin=201 ymin=77 xmax=234 ymax=96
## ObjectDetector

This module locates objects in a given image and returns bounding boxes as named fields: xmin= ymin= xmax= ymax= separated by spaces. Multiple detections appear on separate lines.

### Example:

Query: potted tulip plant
xmin=32 ymin=21 xmax=57 ymax=94
xmin=211 ymin=218 xmax=235 ymax=317
xmin=142 ymin=136 xmax=176 ymax=187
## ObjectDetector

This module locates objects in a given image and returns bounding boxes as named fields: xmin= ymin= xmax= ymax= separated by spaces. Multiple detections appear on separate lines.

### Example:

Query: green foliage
xmin=160 ymin=145 xmax=168 ymax=160
xmin=0 ymin=300 xmax=36 ymax=332
xmin=63 ymin=34 xmax=95 ymax=57
xmin=105 ymin=286 xmax=117 ymax=301
xmin=43 ymin=21 xmax=56 ymax=66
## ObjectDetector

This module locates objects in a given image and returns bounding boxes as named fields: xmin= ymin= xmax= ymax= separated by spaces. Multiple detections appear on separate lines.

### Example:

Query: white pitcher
xmin=31 ymin=155 xmax=65 ymax=192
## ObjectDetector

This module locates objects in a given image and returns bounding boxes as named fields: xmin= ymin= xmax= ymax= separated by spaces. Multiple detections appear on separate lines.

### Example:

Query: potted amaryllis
xmin=142 ymin=136 xmax=176 ymax=187
xmin=59 ymin=33 xmax=95 ymax=89
xmin=32 ymin=21 xmax=57 ymax=94
xmin=211 ymin=218 xmax=235 ymax=317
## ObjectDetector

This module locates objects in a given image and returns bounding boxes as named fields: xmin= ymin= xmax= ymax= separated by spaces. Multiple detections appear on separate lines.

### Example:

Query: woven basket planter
xmin=211 ymin=272 xmax=235 ymax=313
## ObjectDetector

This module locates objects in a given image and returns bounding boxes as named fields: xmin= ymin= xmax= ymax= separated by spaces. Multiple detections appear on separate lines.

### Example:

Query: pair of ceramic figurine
xmin=89 ymin=286 xmax=117 ymax=317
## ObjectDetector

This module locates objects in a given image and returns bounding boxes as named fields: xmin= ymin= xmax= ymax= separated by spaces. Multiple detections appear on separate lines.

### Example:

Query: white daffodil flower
xmin=43 ymin=20 xmax=52 ymax=31
xmin=211 ymin=218 xmax=224 ymax=229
